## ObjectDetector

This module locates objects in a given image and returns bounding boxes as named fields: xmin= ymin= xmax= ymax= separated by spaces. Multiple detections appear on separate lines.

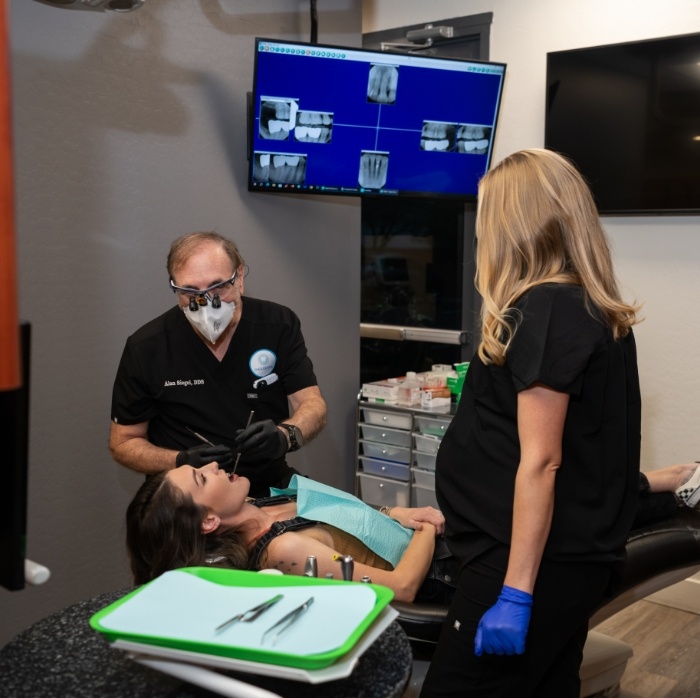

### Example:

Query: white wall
xmin=365 ymin=0 xmax=700 ymax=472
xmin=0 ymin=0 xmax=362 ymax=648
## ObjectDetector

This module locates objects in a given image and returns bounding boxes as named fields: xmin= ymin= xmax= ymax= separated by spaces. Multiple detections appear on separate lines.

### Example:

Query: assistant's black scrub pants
xmin=420 ymin=544 xmax=615 ymax=698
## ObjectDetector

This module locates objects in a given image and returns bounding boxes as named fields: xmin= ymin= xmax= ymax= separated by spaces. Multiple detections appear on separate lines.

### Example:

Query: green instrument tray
xmin=90 ymin=567 xmax=394 ymax=670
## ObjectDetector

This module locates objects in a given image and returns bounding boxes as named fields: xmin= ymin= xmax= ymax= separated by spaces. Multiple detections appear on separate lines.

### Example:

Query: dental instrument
xmin=215 ymin=593 xmax=283 ymax=633
xmin=261 ymin=597 xmax=314 ymax=646
xmin=186 ymin=426 xmax=214 ymax=446
xmin=232 ymin=410 xmax=255 ymax=475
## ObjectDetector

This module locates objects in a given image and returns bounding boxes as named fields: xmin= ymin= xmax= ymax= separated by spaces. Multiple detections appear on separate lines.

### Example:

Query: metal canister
xmin=303 ymin=555 xmax=318 ymax=578
xmin=339 ymin=555 xmax=354 ymax=581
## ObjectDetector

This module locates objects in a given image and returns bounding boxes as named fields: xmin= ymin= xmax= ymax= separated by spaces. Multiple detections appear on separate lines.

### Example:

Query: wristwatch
xmin=278 ymin=423 xmax=304 ymax=452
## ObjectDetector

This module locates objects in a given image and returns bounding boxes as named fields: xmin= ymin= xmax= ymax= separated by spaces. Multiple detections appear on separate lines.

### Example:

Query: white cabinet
xmin=356 ymin=401 xmax=454 ymax=510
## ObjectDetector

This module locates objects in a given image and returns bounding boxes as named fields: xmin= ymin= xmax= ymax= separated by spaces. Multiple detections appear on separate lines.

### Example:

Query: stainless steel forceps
xmin=261 ymin=596 xmax=315 ymax=646
xmin=215 ymin=593 xmax=284 ymax=633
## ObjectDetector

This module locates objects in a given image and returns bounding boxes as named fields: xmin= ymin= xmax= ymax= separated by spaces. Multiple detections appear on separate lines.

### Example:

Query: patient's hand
xmin=389 ymin=506 xmax=444 ymax=535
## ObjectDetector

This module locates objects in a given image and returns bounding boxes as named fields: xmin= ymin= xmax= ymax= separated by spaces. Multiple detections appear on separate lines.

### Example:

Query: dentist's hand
xmin=175 ymin=444 xmax=233 ymax=468
xmin=474 ymin=585 xmax=533 ymax=656
xmin=234 ymin=419 xmax=287 ymax=462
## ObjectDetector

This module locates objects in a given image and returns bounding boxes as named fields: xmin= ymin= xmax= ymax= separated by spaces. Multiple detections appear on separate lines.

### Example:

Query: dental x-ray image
xmin=253 ymin=152 xmax=308 ymax=186
xmin=420 ymin=121 xmax=457 ymax=152
xmin=259 ymin=98 xmax=299 ymax=141
xmin=367 ymin=64 xmax=399 ymax=105
xmin=358 ymin=151 xmax=389 ymax=189
xmin=294 ymin=111 xmax=334 ymax=144
xmin=455 ymin=125 xmax=492 ymax=154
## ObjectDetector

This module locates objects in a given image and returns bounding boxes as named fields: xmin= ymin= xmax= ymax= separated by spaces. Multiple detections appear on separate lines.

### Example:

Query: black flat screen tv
xmin=546 ymin=33 xmax=700 ymax=215
xmin=248 ymin=38 xmax=506 ymax=200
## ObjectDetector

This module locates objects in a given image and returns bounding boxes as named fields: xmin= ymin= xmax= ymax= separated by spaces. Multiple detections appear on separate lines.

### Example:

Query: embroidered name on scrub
xmin=163 ymin=379 xmax=205 ymax=387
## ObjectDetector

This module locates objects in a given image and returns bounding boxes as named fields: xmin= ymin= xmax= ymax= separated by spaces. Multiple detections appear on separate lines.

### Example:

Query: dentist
xmin=109 ymin=231 xmax=326 ymax=497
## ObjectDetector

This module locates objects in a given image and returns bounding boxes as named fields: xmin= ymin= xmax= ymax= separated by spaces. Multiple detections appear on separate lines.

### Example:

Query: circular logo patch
xmin=249 ymin=349 xmax=277 ymax=378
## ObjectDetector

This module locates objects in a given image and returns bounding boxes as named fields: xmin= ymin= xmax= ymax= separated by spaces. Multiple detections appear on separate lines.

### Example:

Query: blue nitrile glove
xmin=474 ymin=585 xmax=533 ymax=656
xmin=234 ymin=419 xmax=287 ymax=462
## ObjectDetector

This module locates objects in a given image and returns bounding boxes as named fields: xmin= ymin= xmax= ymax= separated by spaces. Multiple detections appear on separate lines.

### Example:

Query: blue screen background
xmin=250 ymin=42 xmax=505 ymax=199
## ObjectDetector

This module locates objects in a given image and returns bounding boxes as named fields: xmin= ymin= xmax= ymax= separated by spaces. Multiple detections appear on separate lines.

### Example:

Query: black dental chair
xmin=393 ymin=507 xmax=700 ymax=697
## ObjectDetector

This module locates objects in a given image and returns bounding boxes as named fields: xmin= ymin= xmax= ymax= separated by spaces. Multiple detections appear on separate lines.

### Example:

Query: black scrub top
xmin=111 ymin=297 xmax=318 ymax=496
xmin=436 ymin=283 xmax=641 ymax=567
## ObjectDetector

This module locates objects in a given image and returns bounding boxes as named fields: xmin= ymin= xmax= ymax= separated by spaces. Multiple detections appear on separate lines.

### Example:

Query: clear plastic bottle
xmin=397 ymin=371 xmax=421 ymax=406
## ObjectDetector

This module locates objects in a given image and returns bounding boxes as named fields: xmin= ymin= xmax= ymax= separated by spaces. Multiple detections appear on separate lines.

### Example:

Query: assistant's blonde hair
xmin=475 ymin=149 xmax=640 ymax=365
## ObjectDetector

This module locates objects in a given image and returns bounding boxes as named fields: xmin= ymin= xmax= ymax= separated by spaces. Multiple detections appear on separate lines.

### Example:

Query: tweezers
xmin=215 ymin=593 xmax=284 ymax=633
xmin=261 ymin=596 xmax=314 ymax=646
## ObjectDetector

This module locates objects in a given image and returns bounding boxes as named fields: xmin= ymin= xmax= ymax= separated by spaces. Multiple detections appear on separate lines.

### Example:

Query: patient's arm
xmin=264 ymin=525 xmax=437 ymax=602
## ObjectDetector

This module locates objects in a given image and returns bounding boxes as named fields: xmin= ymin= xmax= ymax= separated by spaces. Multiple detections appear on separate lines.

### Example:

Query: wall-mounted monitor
xmin=248 ymin=38 xmax=506 ymax=200
xmin=546 ymin=33 xmax=700 ymax=215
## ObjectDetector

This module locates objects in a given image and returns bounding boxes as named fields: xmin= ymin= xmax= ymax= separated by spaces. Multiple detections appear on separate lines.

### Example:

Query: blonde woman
xmin=422 ymin=149 xmax=642 ymax=698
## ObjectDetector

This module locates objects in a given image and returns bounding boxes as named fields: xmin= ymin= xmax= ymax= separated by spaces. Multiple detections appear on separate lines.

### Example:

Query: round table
xmin=0 ymin=588 xmax=412 ymax=698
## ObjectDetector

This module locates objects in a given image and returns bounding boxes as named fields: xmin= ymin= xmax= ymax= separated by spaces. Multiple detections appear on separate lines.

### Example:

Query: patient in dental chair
xmin=126 ymin=464 xmax=450 ymax=602
xmin=125 ymin=461 xmax=700 ymax=602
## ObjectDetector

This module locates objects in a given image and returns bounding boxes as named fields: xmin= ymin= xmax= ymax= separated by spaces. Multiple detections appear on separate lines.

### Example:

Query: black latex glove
xmin=233 ymin=419 xmax=287 ymax=462
xmin=175 ymin=443 xmax=233 ymax=468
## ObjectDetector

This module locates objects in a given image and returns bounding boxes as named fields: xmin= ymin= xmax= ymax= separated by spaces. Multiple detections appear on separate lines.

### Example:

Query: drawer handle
xmin=381 ymin=432 xmax=387 ymax=438
xmin=381 ymin=466 xmax=386 ymax=472
xmin=382 ymin=416 xmax=388 ymax=422
xmin=378 ymin=483 xmax=384 ymax=488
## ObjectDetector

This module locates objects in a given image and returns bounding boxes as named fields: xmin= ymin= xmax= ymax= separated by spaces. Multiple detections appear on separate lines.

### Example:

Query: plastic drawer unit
xmin=361 ymin=407 xmax=412 ymax=431
xmin=359 ymin=440 xmax=411 ymax=465
xmin=414 ymin=415 xmax=452 ymax=438
xmin=359 ymin=456 xmax=411 ymax=481
xmin=413 ymin=450 xmax=437 ymax=471
xmin=411 ymin=467 xmax=439 ymax=508
xmin=359 ymin=423 xmax=412 ymax=448
xmin=356 ymin=401 xmax=454 ymax=510
xmin=412 ymin=483 xmax=439 ymax=509
xmin=412 ymin=467 xmax=435 ymax=489
xmin=357 ymin=472 xmax=410 ymax=508
xmin=413 ymin=433 xmax=442 ymax=456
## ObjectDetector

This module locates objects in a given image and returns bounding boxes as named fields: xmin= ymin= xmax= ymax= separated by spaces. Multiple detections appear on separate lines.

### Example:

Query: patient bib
xmin=271 ymin=476 xmax=413 ymax=568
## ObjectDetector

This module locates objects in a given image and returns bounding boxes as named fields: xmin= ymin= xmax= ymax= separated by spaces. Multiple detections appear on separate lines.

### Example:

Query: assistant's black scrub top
xmin=436 ymin=284 xmax=641 ymax=567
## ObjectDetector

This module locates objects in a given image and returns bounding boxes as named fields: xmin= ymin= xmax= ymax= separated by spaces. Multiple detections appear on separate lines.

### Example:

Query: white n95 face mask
xmin=182 ymin=300 xmax=235 ymax=344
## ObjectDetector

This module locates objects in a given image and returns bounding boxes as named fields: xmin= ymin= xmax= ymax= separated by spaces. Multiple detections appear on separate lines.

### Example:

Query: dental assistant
xmin=421 ymin=150 xmax=642 ymax=698
xmin=109 ymin=231 xmax=326 ymax=497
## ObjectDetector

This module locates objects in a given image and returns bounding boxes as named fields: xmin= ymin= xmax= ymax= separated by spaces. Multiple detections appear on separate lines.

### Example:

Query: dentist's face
xmin=171 ymin=242 xmax=245 ymax=335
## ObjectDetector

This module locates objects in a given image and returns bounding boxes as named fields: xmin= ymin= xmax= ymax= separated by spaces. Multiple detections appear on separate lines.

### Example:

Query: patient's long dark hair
xmin=126 ymin=472 xmax=250 ymax=585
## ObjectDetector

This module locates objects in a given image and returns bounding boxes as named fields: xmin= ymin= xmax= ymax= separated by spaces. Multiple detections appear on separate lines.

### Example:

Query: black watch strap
xmin=278 ymin=423 xmax=303 ymax=452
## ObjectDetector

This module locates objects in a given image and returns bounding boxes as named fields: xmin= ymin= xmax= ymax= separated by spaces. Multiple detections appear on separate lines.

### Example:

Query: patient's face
xmin=168 ymin=463 xmax=249 ymax=518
